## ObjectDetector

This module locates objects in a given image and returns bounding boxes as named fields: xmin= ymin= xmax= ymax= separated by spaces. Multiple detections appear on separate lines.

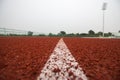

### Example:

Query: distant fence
xmin=0 ymin=28 xmax=41 ymax=36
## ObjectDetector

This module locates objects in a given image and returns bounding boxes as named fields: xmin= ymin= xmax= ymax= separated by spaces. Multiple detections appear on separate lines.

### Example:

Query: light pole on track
xmin=102 ymin=2 xmax=107 ymax=37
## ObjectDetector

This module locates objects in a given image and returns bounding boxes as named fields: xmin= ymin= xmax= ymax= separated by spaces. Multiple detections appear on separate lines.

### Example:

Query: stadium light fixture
xmin=102 ymin=2 xmax=107 ymax=37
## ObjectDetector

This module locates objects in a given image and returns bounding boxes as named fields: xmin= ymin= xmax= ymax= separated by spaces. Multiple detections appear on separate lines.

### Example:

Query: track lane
xmin=37 ymin=38 xmax=87 ymax=80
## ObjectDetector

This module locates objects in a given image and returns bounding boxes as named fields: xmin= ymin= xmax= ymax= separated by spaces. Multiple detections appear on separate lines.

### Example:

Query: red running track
xmin=64 ymin=37 xmax=120 ymax=80
xmin=0 ymin=37 xmax=120 ymax=80
xmin=0 ymin=37 xmax=60 ymax=80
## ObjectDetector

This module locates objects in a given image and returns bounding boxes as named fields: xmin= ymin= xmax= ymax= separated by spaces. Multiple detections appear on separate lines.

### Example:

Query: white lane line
xmin=37 ymin=38 xmax=88 ymax=80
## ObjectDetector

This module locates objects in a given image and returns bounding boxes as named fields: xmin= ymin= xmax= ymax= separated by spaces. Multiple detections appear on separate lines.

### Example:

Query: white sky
xmin=0 ymin=0 xmax=120 ymax=34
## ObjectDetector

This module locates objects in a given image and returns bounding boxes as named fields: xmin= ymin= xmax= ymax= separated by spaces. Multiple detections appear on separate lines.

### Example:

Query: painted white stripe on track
xmin=37 ymin=38 xmax=88 ymax=80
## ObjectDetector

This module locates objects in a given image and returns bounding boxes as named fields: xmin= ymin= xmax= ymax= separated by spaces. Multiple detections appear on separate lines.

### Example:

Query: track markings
xmin=37 ymin=38 xmax=87 ymax=80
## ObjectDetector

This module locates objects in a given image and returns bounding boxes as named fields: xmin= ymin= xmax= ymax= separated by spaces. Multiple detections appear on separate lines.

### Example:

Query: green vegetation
xmin=47 ymin=30 xmax=112 ymax=37
xmin=0 ymin=29 xmax=118 ymax=37
xmin=28 ymin=31 xmax=33 ymax=36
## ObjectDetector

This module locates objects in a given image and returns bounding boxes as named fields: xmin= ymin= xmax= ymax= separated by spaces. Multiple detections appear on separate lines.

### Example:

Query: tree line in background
xmin=25 ymin=30 xmax=120 ymax=37
xmin=1 ymin=30 xmax=120 ymax=37
xmin=47 ymin=30 xmax=113 ymax=37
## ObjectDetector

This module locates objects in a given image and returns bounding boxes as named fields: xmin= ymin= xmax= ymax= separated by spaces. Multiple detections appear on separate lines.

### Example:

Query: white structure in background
xmin=111 ymin=32 xmax=120 ymax=38
xmin=0 ymin=28 xmax=41 ymax=35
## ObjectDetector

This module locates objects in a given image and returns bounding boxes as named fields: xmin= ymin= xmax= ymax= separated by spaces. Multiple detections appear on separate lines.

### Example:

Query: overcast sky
xmin=0 ymin=0 xmax=120 ymax=34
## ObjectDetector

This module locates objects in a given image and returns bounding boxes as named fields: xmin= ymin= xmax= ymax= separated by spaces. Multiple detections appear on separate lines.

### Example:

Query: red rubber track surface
xmin=0 ymin=37 xmax=60 ymax=80
xmin=64 ymin=37 xmax=120 ymax=80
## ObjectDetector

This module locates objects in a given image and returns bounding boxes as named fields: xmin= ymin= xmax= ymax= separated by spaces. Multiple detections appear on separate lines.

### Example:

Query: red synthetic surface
xmin=0 ymin=37 xmax=120 ymax=80
xmin=64 ymin=38 xmax=120 ymax=80
xmin=0 ymin=37 xmax=60 ymax=80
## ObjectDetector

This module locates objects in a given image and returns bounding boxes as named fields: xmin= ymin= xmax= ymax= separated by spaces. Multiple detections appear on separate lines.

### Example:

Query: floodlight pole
xmin=102 ymin=2 xmax=107 ymax=37
xmin=103 ymin=9 xmax=105 ymax=37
